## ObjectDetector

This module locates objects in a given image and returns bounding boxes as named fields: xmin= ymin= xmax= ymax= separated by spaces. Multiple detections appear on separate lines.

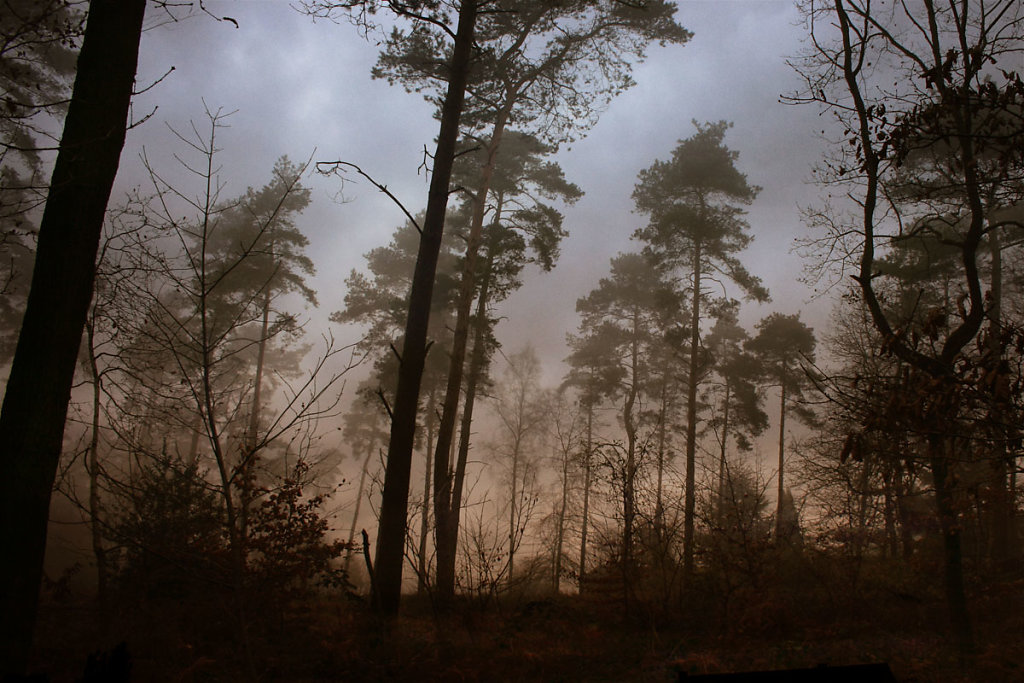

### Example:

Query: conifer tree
xmin=633 ymin=121 xmax=769 ymax=578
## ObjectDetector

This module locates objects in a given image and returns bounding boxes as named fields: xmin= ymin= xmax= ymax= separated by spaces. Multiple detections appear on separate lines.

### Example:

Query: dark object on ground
xmin=679 ymin=662 xmax=897 ymax=682
xmin=1 ymin=642 xmax=131 ymax=683
xmin=78 ymin=642 xmax=131 ymax=683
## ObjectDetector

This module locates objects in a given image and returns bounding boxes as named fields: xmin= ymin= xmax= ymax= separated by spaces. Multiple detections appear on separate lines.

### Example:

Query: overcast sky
xmin=120 ymin=0 xmax=835 ymax=388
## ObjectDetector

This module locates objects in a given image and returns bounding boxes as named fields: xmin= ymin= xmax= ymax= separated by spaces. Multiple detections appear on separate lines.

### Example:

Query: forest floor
xmin=27 ymin=574 xmax=1024 ymax=682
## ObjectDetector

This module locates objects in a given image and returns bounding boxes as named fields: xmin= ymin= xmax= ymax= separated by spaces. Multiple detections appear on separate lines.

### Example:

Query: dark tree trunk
xmin=655 ymin=378 xmax=667 ymax=533
xmin=85 ymin=320 xmax=107 ymax=608
xmin=373 ymin=0 xmax=478 ymax=617
xmin=435 ymin=247 xmax=495 ymax=599
xmin=345 ymin=444 xmax=375 ymax=576
xmin=432 ymin=112 xmax=510 ymax=603
xmin=716 ymin=381 xmax=731 ymax=528
xmin=554 ymin=446 xmax=569 ymax=592
xmin=0 ymin=0 xmax=146 ymax=672
xmin=417 ymin=387 xmax=436 ymax=594
xmin=775 ymin=382 xmax=787 ymax=540
xmin=985 ymin=229 xmax=1012 ymax=569
xmin=622 ymin=313 xmax=640 ymax=574
xmin=683 ymin=240 xmax=702 ymax=580
xmin=930 ymin=439 xmax=974 ymax=655
xmin=579 ymin=401 xmax=593 ymax=594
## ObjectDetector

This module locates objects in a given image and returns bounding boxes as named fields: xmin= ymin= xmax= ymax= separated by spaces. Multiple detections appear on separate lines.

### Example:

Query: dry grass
xmin=26 ymin=575 xmax=1024 ymax=682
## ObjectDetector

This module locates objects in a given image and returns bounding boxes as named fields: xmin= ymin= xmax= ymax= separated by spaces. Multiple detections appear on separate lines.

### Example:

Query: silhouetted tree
xmin=746 ymin=312 xmax=817 ymax=540
xmin=0 ymin=0 xmax=145 ymax=672
xmin=574 ymin=252 xmax=679 ymax=589
xmin=633 ymin=120 xmax=769 ymax=579
xmin=702 ymin=305 xmax=768 ymax=526
xmin=791 ymin=0 xmax=1024 ymax=653
xmin=434 ymin=131 xmax=580 ymax=598
xmin=0 ymin=0 xmax=82 ymax=359
xmin=489 ymin=347 xmax=548 ymax=583
xmin=374 ymin=0 xmax=688 ymax=602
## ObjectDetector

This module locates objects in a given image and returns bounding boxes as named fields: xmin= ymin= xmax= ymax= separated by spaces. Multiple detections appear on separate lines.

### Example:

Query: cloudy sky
xmin=120 ymin=0 xmax=835 ymax=387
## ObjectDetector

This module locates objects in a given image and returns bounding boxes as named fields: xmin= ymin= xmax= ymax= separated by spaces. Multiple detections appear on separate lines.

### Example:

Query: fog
xmin=4 ymin=0 xmax=1022 ymax=680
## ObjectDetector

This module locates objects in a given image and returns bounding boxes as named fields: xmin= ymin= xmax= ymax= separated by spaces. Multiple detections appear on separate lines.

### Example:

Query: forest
xmin=1 ymin=0 xmax=1023 ymax=681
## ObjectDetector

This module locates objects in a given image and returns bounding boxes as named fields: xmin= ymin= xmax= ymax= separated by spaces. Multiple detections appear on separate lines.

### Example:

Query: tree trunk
xmin=683 ymin=240 xmax=703 ymax=580
xmin=509 ymin=435 xmax=520 ymax=583
xmin=418 ymin=388 xmax=436 ymax=594
xmin=579 ymin=401 xmax=593 ymax=595
xmin=554 ymin=449 xmax=569 ymax=593
xmin=85 ymin=320 xmax=107 ymax=607
xmin=0 ymin=0 xmax=146 ymax=672
xmin=930 ymin=437 xmax=974 ymax=655
xmin=248 ymin=289 xmax=271 ymax=451
xmin=435 ymin=245 xmax=495 ymax=598
xmin=432 ymin=106 xmax=512 ymax=600
xmin=655 ymin=378 xmax=667 ymax=534
xmin=345 ymin=445 xmax=375 ymax=577
xmin=240 ymin=288 xmax=272 ymax=545
xmin=775 ymin=382 xmax=787 ymax=540
xmin=717 ymin=381 xmax=731 ymax=529
xmin=622 ymin=313 xmax=640 ymax=574
xmin=986 ymin=228 xmax=1011 ymax=569
xmin=372 ymin=0 xmax=478 ymax=617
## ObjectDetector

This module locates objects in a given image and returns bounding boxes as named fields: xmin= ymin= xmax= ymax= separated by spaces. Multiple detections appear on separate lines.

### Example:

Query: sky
xmin=120 ymin=0 xmax=835 ymax=395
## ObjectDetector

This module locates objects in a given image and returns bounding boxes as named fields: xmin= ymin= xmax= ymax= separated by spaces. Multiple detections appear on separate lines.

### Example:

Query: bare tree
xmin=790 ymin=0 xmax=1024 ymax=655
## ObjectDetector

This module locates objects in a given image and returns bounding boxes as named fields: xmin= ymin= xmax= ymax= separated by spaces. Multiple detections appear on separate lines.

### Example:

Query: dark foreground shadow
xmin=679 ymin=662 xmax=898 ymax=682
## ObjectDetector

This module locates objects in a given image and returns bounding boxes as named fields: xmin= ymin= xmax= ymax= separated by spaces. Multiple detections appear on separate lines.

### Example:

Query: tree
xmin=633 ymin=120 xmax=769 ymax=579
xmin=301 ymin=0 xmax=487 ymax=615
xmin=433 ymin=131 xmax=580 ymax=599
xmin=365 ymin=0 xmax=479 ymax=617
xmin=564 ymin=321 xmax=622 ymax=593
xmin=205 ymin=155 xmax=318 ymax=464
xmin=746 ymin=312 xmax=816 ymax=540
xmin=110 ymin=113 xmax=351 ymax=657
xmin=340 ymin=386 xmax=388 ymax=578
xmin=489 ymin=347 xmax=548 ymax=583
xmin=790 ymin=0 xmax=1024 ymax=654
xmin=574 ymin=252 xmax=679 ymax=587
xmin=0 ymin=0 xmax=146 ymax=672
xmin=333 ymin=214 xmax=462 ymax=589
xmin=548 ymin=389 xmax=583 ymax=592
xmin=79 ymin=199 xmax=166 ymax=607
xmin=0 ymin=0 xmax=82 ymax=359
xmin=702 ymin=305 xmax=768 ymax=526
xmin=373 ymin=0 xmax=688 ymax=603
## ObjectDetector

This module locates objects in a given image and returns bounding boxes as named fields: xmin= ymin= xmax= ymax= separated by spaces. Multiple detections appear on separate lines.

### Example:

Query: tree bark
xmin=435 ymin=246 xmax=495 ymax=598
xmin=554 ymin=449 xmax=569 ymax=592
xmin=579 ymin=401 xmax=593 ymax=595
xmin=622 ymin=313 xmax=640 ymax=574
xmin=85 ymin=319 xmax=107 ymax=608
xmin=986 ymin=228 xmax=1011 ymax=569
xmin=432 ymin=109 xmax=511 ymax=601
xmin=0 ymin=0 xmax=146 ymax=672
xmin=417 ymin=387 xmax=436 ymax=594
xmin=345 ymin=444 xmax=374 ymax=576
xmin=373 ymin=0 xmax=478 ymax=617
xmin=655 ymin=378 xmax=667 ymax=534
xmin=717 ymin=381 xmax=731 ymax=529
xmin=683 ymin=239 xmax=703 ymax=580
xmin=775 ymin=382 xmax=787 ymax=540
